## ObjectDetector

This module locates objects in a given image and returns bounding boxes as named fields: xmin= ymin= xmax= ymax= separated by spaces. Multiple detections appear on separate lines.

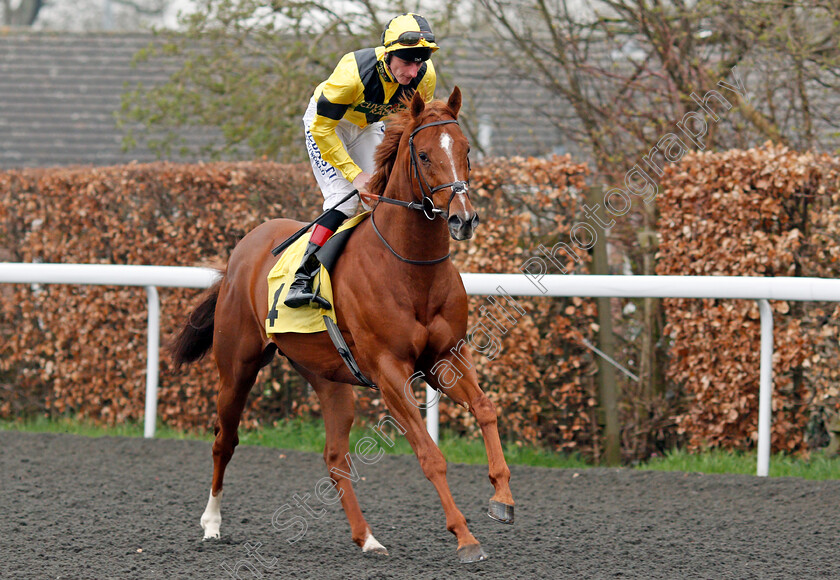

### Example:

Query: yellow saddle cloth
xmin=265 ymin=212 xmax=368 ymax=334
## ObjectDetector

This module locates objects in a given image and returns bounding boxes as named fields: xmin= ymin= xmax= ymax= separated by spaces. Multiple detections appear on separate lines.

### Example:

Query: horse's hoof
xmin=487 ymin=499 xmax=514 ymax=524
xmin=362 ymin=533 xmax=389 ymax=556
xmin=457 ymin=543 xmax=488 ymax=563
xmin=201 ymin=516 xmax=221 ymax=539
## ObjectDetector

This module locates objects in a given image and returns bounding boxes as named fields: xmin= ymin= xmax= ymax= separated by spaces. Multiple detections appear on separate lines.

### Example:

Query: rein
xmin=367 ymin=118 xmax=470 ymax=265
xmin=370 ymin=211 xmax=451 ymax=265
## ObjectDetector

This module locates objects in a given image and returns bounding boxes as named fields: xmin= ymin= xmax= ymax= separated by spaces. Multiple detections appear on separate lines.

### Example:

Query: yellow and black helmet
xmin=381 ymin=13 xmax=439 ymax=62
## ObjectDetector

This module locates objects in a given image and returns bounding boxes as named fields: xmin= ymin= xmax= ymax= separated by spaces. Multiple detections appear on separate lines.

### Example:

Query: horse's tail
xmin=170 ymin=275 xmax=223 ymax=368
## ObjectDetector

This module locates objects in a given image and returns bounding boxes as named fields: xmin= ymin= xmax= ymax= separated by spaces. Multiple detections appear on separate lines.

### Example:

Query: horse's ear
xmin=410 ymin=90 xmax=425 ymax=118
xmin=447 ymin=86 xmax=462 ymax=118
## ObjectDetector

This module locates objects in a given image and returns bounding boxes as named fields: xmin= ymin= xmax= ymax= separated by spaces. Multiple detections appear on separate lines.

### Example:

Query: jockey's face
xmin=388 ymin=55 xmax=424 ymax=85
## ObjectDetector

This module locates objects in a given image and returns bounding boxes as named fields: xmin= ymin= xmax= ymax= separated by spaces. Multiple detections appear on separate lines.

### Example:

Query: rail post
xmin=756 ymin=299 xmax=774 ymax=477
xmin=144 ymin=286 xmax=160 ymax=439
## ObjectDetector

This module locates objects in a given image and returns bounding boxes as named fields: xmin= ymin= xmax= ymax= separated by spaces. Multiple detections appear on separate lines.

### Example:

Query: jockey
xmin=285 ymin=12 xmax=439 ymax=309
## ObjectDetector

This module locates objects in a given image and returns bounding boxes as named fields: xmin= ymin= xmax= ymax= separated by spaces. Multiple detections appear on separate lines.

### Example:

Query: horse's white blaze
xmin=200 ymin=489 xmax=222 ymax=539
xmin=439 ymin=132 xmax=469 ymax=217
xmin=440 ymin=132 xmax=459 ymax=180
xmin=362 ymin=530 xmax=387 ymax=553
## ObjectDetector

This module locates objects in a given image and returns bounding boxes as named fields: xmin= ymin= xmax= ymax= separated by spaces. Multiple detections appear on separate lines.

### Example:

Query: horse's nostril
xmin=471 ymin=213 xmax=480 ymax=228
xmin=448 ymin=215 xmax=462 ymax=229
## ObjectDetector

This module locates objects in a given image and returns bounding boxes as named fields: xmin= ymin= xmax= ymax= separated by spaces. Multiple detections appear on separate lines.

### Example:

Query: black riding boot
xmin=284 ymin=241 xmax=332 ymax=309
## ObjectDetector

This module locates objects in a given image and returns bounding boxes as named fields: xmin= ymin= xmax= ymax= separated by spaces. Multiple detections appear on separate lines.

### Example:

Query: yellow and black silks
xmin=308 ymin=46 xmax=436 ymax=184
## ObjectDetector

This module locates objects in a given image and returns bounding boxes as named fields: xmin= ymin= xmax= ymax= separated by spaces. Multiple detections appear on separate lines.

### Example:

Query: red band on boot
xmin=310 ymin=224 xmax=334 ymax=247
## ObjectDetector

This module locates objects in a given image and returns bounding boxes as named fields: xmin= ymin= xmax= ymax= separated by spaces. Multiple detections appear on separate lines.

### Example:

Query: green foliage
xmin=0 ymin=415 xmax=587 ymax=469
xmin=640 ymin=448 xmax=840 ymax=480
xmin=0 ymin=415 xmax=207 ymax=441
xmin=6 ymin=416 xmax=838 ymax=477
xmin=117 ymin=0 xmax=471 ymax=162
xmin=118 ymin=0 xmax=380 ymax=161
xmin=235 ymin=417 xmax=590 ymax=468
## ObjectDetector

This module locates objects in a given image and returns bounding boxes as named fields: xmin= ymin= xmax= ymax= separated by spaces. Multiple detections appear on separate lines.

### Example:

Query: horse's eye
xmin=418 ymin=152 xmax=430 ymax=163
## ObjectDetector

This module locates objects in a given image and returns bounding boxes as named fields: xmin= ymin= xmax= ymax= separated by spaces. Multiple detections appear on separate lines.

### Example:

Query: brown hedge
xmin=0 ymin=157 xmax=604 ymax=455
xmin=0 ymin=162 xmax=322 ymax=430
xmin=657 ymin=143 xmax=840 ymax=453
xmin=4 ymin=147 xmax=839 ymax=458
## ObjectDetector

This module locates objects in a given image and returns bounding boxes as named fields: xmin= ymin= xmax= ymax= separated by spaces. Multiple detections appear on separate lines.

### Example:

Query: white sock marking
xmin=362 ymin=531 xmax=387 ymax=553
xmin=200 ymin=489 xmax=222 ymax=539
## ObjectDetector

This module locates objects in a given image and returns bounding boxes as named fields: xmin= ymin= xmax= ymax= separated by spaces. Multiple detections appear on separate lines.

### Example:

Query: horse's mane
xmin=368 ymin=94 xmax=456 ymax=198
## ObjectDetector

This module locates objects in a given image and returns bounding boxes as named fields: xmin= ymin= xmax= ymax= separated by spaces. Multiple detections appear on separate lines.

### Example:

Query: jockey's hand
xmin=352 ymin=172 xmax=372 ymax=194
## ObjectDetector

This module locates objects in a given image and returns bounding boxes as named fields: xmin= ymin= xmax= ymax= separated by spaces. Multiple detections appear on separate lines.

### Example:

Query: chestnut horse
xmin=171 ymin=87 xmax=514 ymax=563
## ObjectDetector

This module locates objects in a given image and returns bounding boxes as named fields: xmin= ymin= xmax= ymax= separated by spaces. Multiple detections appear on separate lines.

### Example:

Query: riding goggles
xmin=384 ymin=31 xmax=435 ymax=48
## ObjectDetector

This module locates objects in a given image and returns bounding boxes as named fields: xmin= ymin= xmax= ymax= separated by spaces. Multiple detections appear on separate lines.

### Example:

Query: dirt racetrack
xmin=2 ymin=431 xmax=839 ymax=579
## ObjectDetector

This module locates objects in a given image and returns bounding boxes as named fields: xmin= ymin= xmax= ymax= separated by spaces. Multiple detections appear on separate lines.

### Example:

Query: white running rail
xmin=0 ymin=263 xmax=219 ymax=439
xmin=3 ymin=263 xmax=840 ymax=476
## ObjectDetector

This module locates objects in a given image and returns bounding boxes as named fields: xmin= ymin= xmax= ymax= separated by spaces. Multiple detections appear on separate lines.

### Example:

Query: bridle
xmin=370 ymin=118 xmax=471 ymax=265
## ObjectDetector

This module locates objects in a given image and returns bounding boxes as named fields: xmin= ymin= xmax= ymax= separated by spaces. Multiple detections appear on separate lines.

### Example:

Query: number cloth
xmin=265 ymin=212 xmax=369 ymax=334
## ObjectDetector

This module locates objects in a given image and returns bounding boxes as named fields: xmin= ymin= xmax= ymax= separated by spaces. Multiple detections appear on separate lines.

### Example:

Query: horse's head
xmin=407 ymin=87 xmax=479 ymax=240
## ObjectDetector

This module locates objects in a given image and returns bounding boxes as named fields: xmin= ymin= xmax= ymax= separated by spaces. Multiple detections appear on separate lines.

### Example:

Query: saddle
xmin=265 ymin=212 xmax=369 ymax=335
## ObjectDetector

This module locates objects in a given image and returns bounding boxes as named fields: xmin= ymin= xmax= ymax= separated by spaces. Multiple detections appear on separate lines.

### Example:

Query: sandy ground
xmin=1 ymin=431 xmax=839 ymax=579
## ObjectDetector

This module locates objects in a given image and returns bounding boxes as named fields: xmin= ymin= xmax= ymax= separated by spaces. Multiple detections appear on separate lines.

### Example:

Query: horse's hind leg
xmin=201 ymin=310 xmax=267 ymax=540
xmin=292 ymin=363 xmax=388 ymax=555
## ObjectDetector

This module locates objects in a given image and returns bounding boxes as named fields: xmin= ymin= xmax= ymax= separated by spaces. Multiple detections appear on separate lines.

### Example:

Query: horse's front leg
xmin=372 ymin=355 xmax=487 ymax=563
xmin=421 ymin=346 xmax=514 ymax=524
